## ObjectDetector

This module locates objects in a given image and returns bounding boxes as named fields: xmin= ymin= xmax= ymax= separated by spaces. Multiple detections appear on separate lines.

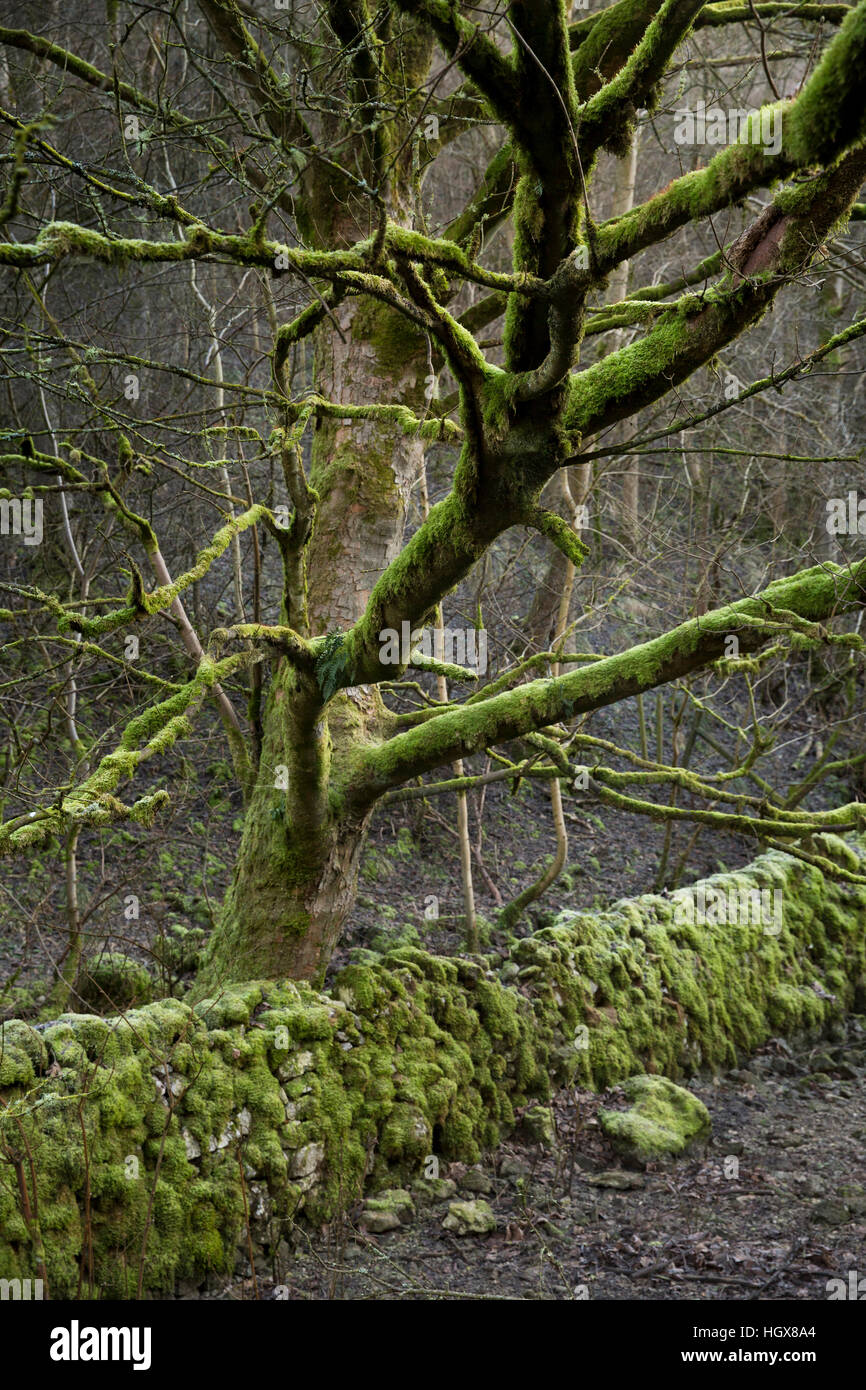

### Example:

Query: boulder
xmin=598 ymin=1074 xmax=711 ymax=1167
xmin=442 ymin=1199 xmax=496 ymax=1236
xmin=360 ymin=1188 xmax=415 ymax=1233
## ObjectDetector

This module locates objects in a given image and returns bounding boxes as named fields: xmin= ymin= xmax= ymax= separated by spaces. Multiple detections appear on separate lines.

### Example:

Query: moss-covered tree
xmin=1 ymin=0 xmax=866 ymax=990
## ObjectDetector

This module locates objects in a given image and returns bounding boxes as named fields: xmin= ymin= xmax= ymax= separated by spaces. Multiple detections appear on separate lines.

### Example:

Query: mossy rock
xmin=442 ymin=1199 xmax=496 ymax=1236
xmin=361 ymin=1187 xmax=415 ymax=1232
xmin=75 ymin=953 xmax=155 ymax=1013
xmin=520 ymin=1104 xmax=556 ymax=1147
xmin=412 ymin=1175 xmax=457 ymax=1204
xmin=598 ymin=1075 xmax=711 ymax=1168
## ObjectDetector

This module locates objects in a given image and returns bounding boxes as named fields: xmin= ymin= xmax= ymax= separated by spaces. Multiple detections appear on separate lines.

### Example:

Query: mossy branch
xmin=0 ymin=26 xmax=216 ymax=143
xmin=198 ymin=0 xmax=313 ymax=154
xmin=0 ymin=651 xmax=255 ymax=856
xmin=570 ymin=2 xmax=852 ymax=54
xmin=406 ymin=651 xmax=479 ymax=682
xmin=140 ymin=506 xmax=268 ymax=616
xmin=33 ymin=505 xmax=269 ymax=639
xmin=357 ymin=558 xmax=866 ymax=796
xmin=278 ymin=392 xmax=461 ymax=443
xmin=587 ymin=2 xmax=866 ymax=284
xmin=586 ymin=314 xmax=866 ymax=457
xmin=386 ymin=0 xmax=520 ymax=125
xmin=592 ymin=777 xmax=866 ymax=861
xmin=579 ymin=0 xmax=707 ymax=157
xmin=527 ymin=507 xmax=590 ymax=568
xmin=567 ymin=142 xmax=866 ymax=438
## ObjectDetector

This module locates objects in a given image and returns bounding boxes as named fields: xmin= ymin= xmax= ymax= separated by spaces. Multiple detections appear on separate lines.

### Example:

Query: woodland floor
xmin=198 ymin=1018 xmax=866 ymax=1302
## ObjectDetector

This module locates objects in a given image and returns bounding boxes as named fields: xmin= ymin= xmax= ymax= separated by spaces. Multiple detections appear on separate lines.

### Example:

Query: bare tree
xmin=0 ymin=0 xmax=865 ymax=993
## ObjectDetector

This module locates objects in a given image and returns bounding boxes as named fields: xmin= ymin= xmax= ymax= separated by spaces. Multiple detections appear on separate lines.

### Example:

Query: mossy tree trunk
xmin=3 ymin=0 xmax=866 ymax=991
xmin=197 ymin=3 xmax=431 ymax=987
xmin=202 ymin=299 xmax=427 ymax=986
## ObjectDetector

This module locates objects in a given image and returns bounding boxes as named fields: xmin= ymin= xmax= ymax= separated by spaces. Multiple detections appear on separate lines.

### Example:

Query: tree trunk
xmin=607 ymin=134 xmax=641 ymax=550
xmin=198 ymin=298 xmax=426 ymax=990
xmin=197 ymin=662 xmax=364 ymax=990
xmin=306 ymin=297 xmax=426 ymax=631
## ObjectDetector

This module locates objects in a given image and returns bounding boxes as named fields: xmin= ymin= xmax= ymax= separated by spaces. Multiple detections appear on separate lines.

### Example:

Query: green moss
xmin=75 ymin=953 xmax=155 ymax=1013
xmin=598 ymin=1074 xmax=711 ymax=1166
xmin=784 ymin=3 xmax=866 ymax=165
xmin=350 ymin=297 xmax=424 ymax=378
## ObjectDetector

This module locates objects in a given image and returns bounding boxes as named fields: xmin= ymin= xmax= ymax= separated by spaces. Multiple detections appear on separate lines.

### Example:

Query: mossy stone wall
xmin=1 ymin=836 xmax=863 ymax=1297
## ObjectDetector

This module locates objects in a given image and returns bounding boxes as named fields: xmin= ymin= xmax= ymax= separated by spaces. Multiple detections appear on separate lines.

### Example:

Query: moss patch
xmin=598 ymin=1074 xmax=711 ymax=1167
xmin=75 ymin=953 xmax=155 ymax=1014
